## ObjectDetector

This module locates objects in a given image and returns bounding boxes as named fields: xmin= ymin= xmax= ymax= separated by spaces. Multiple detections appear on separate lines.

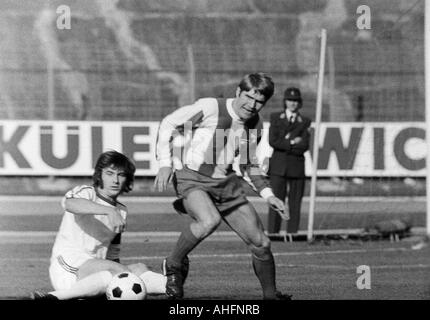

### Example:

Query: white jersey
xmin=51 ymin=185 xmax=127 ymax=267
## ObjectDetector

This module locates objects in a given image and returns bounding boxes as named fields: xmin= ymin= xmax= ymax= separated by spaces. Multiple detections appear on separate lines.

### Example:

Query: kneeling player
xmin=31 ymin=151 xmax=167 ymax=300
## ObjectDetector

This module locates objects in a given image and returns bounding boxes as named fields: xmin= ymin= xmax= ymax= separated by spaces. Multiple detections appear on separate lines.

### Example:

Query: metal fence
xmin=0 ymin=41 xmax=424 ymax=122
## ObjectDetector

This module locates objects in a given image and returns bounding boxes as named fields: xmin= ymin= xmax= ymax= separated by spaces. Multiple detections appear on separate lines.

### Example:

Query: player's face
xmin=233 ymin=88 xmax=267 ymax=121
xmin=99 ymin=165 xmax=127 ymax=199
xmin=285 ymin=99 xmax=300 ymax=112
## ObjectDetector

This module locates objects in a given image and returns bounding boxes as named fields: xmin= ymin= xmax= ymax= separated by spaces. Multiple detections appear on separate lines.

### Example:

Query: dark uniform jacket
xmin=268 ymin=111 xmax=311 ymax=177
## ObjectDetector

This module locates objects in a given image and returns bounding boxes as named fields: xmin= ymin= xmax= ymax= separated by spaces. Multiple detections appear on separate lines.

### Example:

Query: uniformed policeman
xmin=267 ymin=87 xmax=311 ymax=237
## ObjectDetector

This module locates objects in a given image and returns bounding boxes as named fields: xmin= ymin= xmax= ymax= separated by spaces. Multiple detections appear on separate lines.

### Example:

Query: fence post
xmin=47 ymin=57 xmax=55 ymax=120
xmin=187 ymin=45 xmax=196 ymax=104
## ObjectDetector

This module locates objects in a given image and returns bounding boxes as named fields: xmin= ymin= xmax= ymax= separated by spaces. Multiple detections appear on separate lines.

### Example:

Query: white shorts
xmin=49 ymin=252 xmax=93 ymax=291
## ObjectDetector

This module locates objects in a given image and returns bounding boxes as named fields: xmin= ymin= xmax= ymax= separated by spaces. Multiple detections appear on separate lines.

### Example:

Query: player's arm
xmin=64 ymin=198 xmax=126 ymax=233
xmin=154 ymin=103 xmax=203 ymax=191
xmin=65 ymin=198 xmax=125 ymax=232
xmin=289 ymin=120 xmax=311 ymax=154
xmin=268 ymin=114 xmax=293 ymax=151
xmin=62 ymin=186 xmax=126 ymax=232
xmin=156 ymin=100 xmax=210 ymax=168
xmin=238 ymin=121 xmax=270 ymax=192
xmin=239 ymin=163 xmax=288 ymax=220
xmin=239 ymin=124 xmax=288 ymax=219
xmin=155 ymin=98 xmax=217 ymax=191
xmin=65 ymin=198 xmax=117 ymax=216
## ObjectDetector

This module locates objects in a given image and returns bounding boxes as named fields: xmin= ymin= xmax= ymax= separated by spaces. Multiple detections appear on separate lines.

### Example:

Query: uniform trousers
xmin=267 ymin=174 xmax=305 ymax=234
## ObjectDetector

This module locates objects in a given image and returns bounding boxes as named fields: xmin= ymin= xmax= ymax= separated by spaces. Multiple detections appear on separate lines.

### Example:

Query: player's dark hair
xmin=93 ymin=151 xmax=136 ymax=193
xmin=238 ymin=73 xmax=275 ymax=100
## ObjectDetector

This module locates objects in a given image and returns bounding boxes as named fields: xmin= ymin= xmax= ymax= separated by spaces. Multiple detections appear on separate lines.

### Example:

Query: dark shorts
xmin=172 ymin=166 xmax=249 ymax=215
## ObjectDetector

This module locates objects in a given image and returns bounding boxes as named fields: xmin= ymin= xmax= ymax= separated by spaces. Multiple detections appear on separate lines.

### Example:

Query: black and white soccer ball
xmin=106 ymin=272 xmax=147 ymax=300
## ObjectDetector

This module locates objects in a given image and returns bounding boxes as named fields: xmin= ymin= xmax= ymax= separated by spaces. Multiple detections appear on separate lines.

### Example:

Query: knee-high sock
xmin=252 ymin=252 xmax=277 ymax=299
xmin=139 ymin=271 xmax=167 ymax=295
xmin=169 ymin=225 xmax=202 ymax=266
xmin=50 ymin=270 xmax=113 ymax=300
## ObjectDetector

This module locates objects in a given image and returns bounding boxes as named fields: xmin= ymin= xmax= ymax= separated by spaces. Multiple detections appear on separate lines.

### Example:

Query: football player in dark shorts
xmin=154 ymin=73 xmax=290 ymax=300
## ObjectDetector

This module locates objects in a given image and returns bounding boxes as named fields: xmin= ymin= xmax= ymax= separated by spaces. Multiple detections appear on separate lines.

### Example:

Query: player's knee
xmin=261 ymin=234 xmax=271 ymax=249
xmin=250 ymin=241 xmax=272 ymax=261
xmin=108 ymin=263 xmax=130 ymax=276
xmin=200 ymin=216 xmax=221 ymax=234
xmin=249 ymin=232 xmax=271 ymax=250
xmin=127 ymin=263 xmax=149 ymax=275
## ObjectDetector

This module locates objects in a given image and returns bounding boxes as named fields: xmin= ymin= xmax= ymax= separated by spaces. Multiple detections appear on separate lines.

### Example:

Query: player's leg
xmin=286 ymin=178 xmax=305 ymax=233
xmin=49 ymin=259 xmax=129 ymax=300
xmin=164 ymin=189 xmax=222 ymax=298
xmin=167 ymin=189 xmax=221 ymax=266
xmin=128 ymin=263 xmax=167 ymax=295
xmin=223 ymin=203 xmax=285 ymax=300
xmin=268 ymin=174 xmax=287 ymax=234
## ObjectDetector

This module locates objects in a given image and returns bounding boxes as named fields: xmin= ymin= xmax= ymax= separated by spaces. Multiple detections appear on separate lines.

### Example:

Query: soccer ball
xmin=106 ymin=272 xmax=147 ymax=300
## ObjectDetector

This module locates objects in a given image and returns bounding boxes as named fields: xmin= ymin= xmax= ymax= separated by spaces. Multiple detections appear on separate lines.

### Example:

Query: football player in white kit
xmin=31 ymin=151 xmax=167 ymax=299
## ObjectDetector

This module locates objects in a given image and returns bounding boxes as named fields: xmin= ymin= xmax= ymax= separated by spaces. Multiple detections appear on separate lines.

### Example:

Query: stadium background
xmin=0 ymin=0 xmax=423 ymax=122
xmin=0 ymin=0 xmax=429 ymax=301
xmin=0 ymin=0 xmax=425 ymax=190
xmin=0 ymin=0 xmax=426 ymax=231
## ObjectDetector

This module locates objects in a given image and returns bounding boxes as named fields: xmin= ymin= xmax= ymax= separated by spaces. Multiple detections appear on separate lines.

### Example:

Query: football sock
xmin=169 ymin=225 xmax=201 ymax=266
xmin=139 ymin=271 xmax=167 ymax=294
xmin=251 ymin=250 xmax=277 ymax=299
xmin=49 ymin=270 xmax=113 ymax=300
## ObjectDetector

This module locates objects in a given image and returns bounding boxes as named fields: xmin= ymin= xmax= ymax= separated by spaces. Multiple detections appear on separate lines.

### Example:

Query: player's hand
xmin=212 ymin=166 xmax=227 ymax=179
xmin=292 ymin=137 xmax=302 ymax=144
xmin=267 ymin=196 xmax=289 ymax=220
xmin=261 ymin=157 xmax=270 ymax=175
xmin=154 ymin=166 xmax=173 ymax=192
xmin=108 ymin=207 xmax=126 ymax=233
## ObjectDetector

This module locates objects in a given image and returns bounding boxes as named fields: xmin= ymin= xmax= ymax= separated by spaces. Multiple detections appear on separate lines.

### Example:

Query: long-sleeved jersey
xmin=156 ymin=98 xmax=274 ymax=199
xmin=51 ymin=185 xmax=125 ymax=264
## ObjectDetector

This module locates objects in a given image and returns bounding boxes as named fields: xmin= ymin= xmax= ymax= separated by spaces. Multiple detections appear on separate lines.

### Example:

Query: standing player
xmin=31 ymin=151 xmax=167 ymax=300
xmin=155 ymin=73 xmax=291 ymax=300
